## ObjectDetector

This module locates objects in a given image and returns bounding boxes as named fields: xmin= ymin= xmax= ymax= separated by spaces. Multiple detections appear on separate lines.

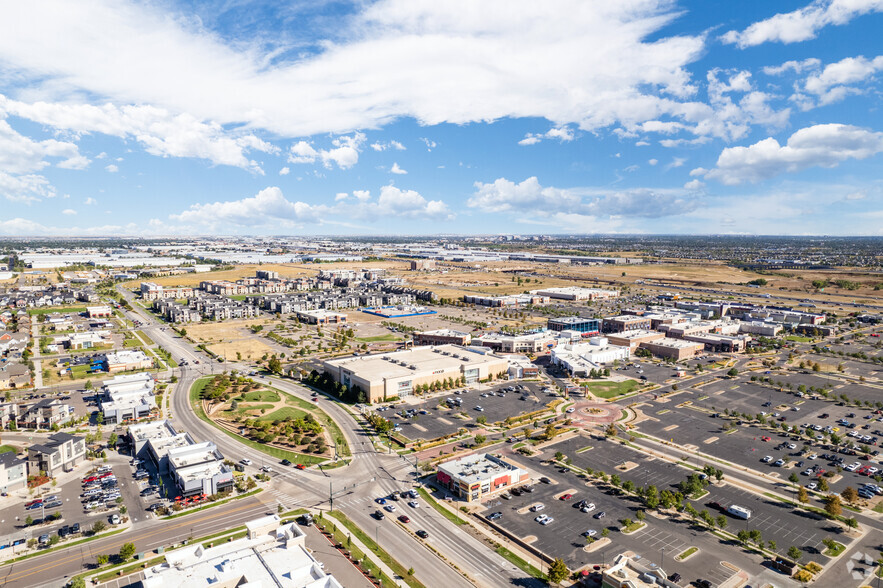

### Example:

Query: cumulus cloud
xmin=695 ymin=123 xmax=883 ymax=185
xmin=61 ymin=208 xmax=77 ymax=215
xmin=0 ymin=119 xmax=89 ymax=174
xmin=0 ymin=171 xmax=57 ymax=203
xmin=518 ymin=126 xmax=575 ymax=146
xmin=288 ymin=133 xmax=365 ymax=169
xmin=468 ymin=176 xmax=700 ymax=219
xmin=278 ymin=166 xmax=290 ymax=175
xmin=420 ymin=138 xmax=437 ymax=151
xmin=105 ymin=164 xmax=118 ymax=173
xmin=84 ymin=197 xmax=97 ymax=205
xmin=763 ymin=58 xmax=822 ymax=76
xmin=803 ymin=55 xmax=883 ymax=104
xmin=722 ymin=0 xmax=883 ymax=48
xmin=170 ymin=184 xmax=451 ymax=229
xmin=371 ymin=140 xmax=406 ymax=151
xmin=0 ymin=96 xmax=275 ymax=173
xmin=390 ymin=162 xmax=407 ymax=174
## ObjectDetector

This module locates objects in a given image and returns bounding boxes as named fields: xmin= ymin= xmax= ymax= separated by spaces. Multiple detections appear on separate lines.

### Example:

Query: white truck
xmin=727 ymin=504 xmax=752 ymax=519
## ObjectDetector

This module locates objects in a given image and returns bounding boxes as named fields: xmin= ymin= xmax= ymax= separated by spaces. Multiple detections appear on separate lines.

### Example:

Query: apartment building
xmin=0 ymin=452 xmax=27 ymax=493
xmin=27 ymin=432 xmax=86 ymax=476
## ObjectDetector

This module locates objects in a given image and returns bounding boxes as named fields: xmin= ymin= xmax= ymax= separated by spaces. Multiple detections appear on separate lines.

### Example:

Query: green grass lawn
xmin=583 ymin=380 xmax=640 ymax=399
xmin=133 ymin=330 xmax=155 ymax=346
xmin=785 ymin=335 xmax=814 ymax=342
xmin=27 ymin=306 xmax=87 ymax=316
xmin=257 ymin=406 xmax=309 ymax=422
xmin=0 ymin=445 xmax=18 ymax=454
xmin=355 ymin=334 xmax=401 ymax=342
xmin=224 ymin=403 xmax=275 ymax=416
xmin=238 ymin=389 xmax=281 ymax=402
xmin=190 ymin=377 xmax=327 ymax=465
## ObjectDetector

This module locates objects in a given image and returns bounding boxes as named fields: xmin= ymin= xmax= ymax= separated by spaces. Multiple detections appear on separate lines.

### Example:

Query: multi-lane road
xmin=3 ymin=289 xmax=533 ymax=588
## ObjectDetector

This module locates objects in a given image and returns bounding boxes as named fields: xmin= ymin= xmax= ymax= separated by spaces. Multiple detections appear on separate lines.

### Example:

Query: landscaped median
xmin=324 ymin=510 xmax=426 ymax=588
xmin=189 ymin=376 xmax=336 ymax=466
xmin=0 ymin=527 xmax=127 ymax=567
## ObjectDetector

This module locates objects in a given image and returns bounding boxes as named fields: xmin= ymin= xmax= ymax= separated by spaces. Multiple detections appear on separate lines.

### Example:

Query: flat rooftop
xmin=325 ymin=345 xmax=502 ymax=381
xmin=168 ymin=441 xmax=221 ymax=468
xmin=128 ymin=420 xmax=178 ymax=442
xmin=438 ymin=453 xmax=521 ymax=485
xmin=606 ymin=329 xmax=663 ymax=340
xmin=643 ymin=338 xmax=703 ymax=348
xmin=417 ymin=328 xmax=470 ymax=337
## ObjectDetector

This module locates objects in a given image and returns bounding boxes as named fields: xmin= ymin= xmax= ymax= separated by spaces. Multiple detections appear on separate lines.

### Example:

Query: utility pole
xmin=329 ymin=481 xmax=333 ymax=511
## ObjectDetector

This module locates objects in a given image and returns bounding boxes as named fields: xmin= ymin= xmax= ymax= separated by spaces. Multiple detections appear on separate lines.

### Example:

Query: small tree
xmin=119 ymin=542 xmax=136 ymax=561
xmin=824 ymin=494 xmax=842 ymax=518
xmin=797 ymin=486 xmax=809 ymax=503
xmin=727 ymin=367 xmax=738 ymax=377
xmin=547 ymin=558 xmax=569 ymax=585
xmin=787 ymin=545 xmax=803 ymax=563
xmin=96 ymin=554 xmax=109 ymax=566
xmin=841 ymin=486 xmax=858 ymax=504
xmin=92 ymin=520 xmax=107 ymax=534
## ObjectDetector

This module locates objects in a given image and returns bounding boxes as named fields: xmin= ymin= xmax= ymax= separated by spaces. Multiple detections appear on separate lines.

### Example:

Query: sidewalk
xmin=318 ymin=512 xmax=405 ymax=587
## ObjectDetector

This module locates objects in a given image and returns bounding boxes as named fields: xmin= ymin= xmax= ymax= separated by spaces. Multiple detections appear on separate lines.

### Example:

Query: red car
xmin=312 ymin=397 xmax=318 ymax=402
xmin=559 ymin=494 xmax=573 ymax=501
xmin=761 ymin=436 xmax=771 ymax=442
xmin=398 ymin=515 xmax=410 ymax=523
xmin=294 ymin=464 xmax=306 ymax=470
xmin=24 ymin=499 xmax=42 ymax=508
xmin=82 ymin=476 xmax=98 ymax=484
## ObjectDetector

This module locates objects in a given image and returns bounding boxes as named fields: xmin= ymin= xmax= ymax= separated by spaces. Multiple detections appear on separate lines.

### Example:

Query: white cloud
xmin=802 ymin=55 xmax=883 ymax=104
xmin=722 ymin=0 xmax=883 ymax=48
xmin=0 ymin=119 xmax=89 ymax=174
xmin=667 ymin=157 xmax=687 ymax=169
xmin=683 ymin=179 xmax=705 ymax=190
xmin=371 ymin=140 xmax=406 ymax=151
xmin=763 ymin=58 xmax=822 ymax=76
xmin=0 ymin=97 xmax=275 ymax=173
xmin=519 ymin=126 xmax=575 ymax=146
xmin=0 ymin=171 xmax=56 ymax=203
xmin=390 ymin=162 xmax=407 ymax=174
xmin=170 ymin=184 xmax=451 ymax=229
xmin=61 ymin=208 xmax=77 ymax=215
xmin=84 ymin=197 xmax=97 ymax=205
xmin=278 ymin=166 xmax=290 ymax=175
xmin=648 ymin=158 xmax=658 ymax=165
xmin=844 ymin=190 xmax=867 ymax=200
xmin=105 ymin=164 xmax=118 ymax=173
xmin=420 ymin=138 xmax=437 ymax=151
xmin=0 ymin=1 xmax=709 ymax=141
xmin=468 ymin=176 xmax=701 ymax=218
xmin=696 ymin=123 xmax=883 ymax=185
xmin=288 ymin=133 xmax=365 ymax=169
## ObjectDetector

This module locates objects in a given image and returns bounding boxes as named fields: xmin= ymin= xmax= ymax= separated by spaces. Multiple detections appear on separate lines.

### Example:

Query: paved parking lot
xmin=635 ymin=378 xmax=883 ymax=489
xmin=484 ymin=446 xmax=757 ymax=584
xmin=384 ymin=382 xmax=550 ymax=441
xmin=526 ymin=436 xmax=853 ymax=563
xmin=0 ymin=459 xmax=136 ymax=549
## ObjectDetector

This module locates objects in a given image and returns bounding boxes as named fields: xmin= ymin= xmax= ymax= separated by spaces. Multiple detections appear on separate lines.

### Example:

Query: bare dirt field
xmin=187 ymin=318 xmax=277 ymax=360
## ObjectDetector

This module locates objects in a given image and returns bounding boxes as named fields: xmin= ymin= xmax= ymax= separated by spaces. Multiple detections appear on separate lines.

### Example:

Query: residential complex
xmin=27 ymin=432 xmax=86 ymax=476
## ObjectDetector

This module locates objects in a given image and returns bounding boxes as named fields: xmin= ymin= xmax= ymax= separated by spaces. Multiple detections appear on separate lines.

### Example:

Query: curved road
xmin=119 ymin=291 xmax=527 ymax=588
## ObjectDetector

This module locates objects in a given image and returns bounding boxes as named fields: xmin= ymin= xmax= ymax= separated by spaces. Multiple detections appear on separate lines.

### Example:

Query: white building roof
xmin=143 ymin=518 xmax=343 ymax=588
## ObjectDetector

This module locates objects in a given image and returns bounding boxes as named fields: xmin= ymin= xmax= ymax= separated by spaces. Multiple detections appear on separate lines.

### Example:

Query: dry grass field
xmin=187 ymin=318 xmax=277 ymax=360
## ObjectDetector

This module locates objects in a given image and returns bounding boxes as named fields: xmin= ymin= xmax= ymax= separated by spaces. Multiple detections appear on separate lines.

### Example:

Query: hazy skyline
xmin=1 ymin=0 xmax=882 ymax=236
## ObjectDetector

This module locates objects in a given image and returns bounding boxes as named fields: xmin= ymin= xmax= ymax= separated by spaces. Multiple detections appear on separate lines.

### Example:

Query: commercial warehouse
xmin=322 ymin=345 xmax=508 ymax=403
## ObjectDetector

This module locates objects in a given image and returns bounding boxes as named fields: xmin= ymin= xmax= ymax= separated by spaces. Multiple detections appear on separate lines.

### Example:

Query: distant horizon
xmin=2 ymin=2 xmax=882 ymax=236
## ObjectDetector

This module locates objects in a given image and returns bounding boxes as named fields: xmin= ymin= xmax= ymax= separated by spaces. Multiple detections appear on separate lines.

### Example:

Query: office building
xmin=547 ymin=316 xmax=601 ymax=335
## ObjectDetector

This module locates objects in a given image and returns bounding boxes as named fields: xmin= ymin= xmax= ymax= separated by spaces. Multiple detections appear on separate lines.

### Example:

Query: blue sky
xmin=1 ymin=0 xmax=882 ymax=236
